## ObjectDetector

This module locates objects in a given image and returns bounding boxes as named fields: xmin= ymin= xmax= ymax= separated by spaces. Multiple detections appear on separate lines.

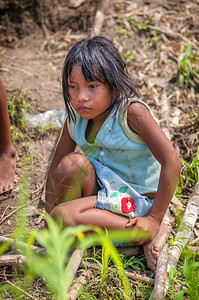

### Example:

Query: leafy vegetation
xmin=7 ymin=89 xmax=60 ymax=143
xmin=169 ymin=44 xmax=199 ymax=95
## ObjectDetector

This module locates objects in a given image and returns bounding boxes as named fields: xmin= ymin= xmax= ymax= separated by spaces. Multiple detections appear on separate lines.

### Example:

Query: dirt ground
xmin=0 ymin=0 xmax=199 ymax=297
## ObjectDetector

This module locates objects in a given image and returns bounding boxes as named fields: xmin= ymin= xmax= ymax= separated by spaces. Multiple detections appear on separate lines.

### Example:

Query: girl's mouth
xmin=78 ymin=106 xmax=90 ymax=111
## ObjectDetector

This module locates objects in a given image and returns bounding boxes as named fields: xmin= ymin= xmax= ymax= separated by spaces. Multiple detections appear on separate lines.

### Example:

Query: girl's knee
xmin=55 ymin=152 xmax=89 ymax=177
xmin=50 ymin=204 xmax=77 ymax=226
xmin=52 ymin=152 xmax=86 ymax=184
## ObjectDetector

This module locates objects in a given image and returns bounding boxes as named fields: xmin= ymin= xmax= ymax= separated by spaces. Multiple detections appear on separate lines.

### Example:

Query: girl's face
xmin=68 ymin=63 xmax=113 ymax=123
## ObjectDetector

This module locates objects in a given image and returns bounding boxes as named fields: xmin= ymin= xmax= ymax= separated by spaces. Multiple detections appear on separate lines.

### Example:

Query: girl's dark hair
xmin=62 ymin=35 xmax=139 ymax=121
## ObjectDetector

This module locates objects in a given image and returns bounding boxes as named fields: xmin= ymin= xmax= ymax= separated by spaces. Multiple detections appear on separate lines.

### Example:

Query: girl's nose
xmin=77 ymin=88 xmax=89 ymax=102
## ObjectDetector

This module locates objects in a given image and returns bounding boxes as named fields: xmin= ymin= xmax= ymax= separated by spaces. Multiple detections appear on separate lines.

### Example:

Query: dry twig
xmin=7 ymin=280 xmax=39 ymax=300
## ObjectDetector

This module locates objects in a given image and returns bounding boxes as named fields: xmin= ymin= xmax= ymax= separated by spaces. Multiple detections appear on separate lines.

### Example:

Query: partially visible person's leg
xmin=0 ymin=79 xmax=16 ymax=194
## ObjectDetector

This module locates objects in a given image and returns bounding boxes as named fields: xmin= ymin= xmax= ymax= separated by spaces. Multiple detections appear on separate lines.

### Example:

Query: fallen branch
xmin=68 ymin=270 xmax=89 ymax=300
xmin=0 ymin=236 xmax=41 ymax=252
xmin=164 ymin=181 xmax=199 ymax=296
xmin=152 ymin=242 xmax=169 ymax=300
xmin=0 ymin=254 xmax=26 ymax=267
xmin=65 ymin=249 xmax=84 ymax=293
xmin=168 ymin=181 xmax=199 ymax=268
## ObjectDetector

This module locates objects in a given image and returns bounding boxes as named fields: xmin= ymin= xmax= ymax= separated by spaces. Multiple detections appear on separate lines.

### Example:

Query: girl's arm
xmin=127 ymin=102 xmax=181 ymax=244
xmin=45 ymin=119 xmax=76 ymax=214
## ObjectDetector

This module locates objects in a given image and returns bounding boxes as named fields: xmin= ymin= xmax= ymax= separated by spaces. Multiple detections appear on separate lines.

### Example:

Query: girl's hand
xmin=126 ymin=215 xmax=160 ymax=245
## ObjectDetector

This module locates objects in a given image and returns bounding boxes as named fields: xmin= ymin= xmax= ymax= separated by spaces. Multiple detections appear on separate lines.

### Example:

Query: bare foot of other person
xmin=0 ymin=146 xmax=16 ymax=194
xmin=143 ymin=221 xmax=171 ymax=271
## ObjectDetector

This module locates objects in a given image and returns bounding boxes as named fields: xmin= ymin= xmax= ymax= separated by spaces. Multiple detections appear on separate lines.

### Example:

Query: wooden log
xmin=65 ymin=249 xmax=84 ymax=293
xmin=0 ymin=254 xmax=26 ymax=267
xmin=68 ymin=270 xmax=89 ymax=300
xmin=0 ymin=236 xmax=41 ymax=252
xmin=163 ymin=181 xmax=199 ymax=296
xmin=152 ymin=242 xmax=169 ymax=300
xmin=168 ymin=182 xmax=199 ymax=268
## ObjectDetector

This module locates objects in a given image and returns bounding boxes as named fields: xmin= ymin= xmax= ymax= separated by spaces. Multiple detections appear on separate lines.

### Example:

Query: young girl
xmin=45 ymin=36 xmax=181 ymax=271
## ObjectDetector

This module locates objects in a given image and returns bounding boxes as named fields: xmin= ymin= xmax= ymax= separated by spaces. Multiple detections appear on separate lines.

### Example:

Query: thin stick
xmin=0 ymin=205 xmax=10 ymax=223
xmin=7 ymin=280 xmax=39 ymax=300
xmin=0 ymin=207 xmax=18 ymax=225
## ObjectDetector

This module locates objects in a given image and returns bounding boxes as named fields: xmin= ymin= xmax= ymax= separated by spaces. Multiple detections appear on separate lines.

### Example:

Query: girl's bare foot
xmin=143 ymin=221 xmax=171 ymax=271
xmin=0 ymin=146 xmax=16 ymax=194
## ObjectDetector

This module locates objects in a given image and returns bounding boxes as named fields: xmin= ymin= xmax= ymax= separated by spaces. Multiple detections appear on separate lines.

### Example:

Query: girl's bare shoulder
xmin=127 ymin=101 xmax=153 ymax=135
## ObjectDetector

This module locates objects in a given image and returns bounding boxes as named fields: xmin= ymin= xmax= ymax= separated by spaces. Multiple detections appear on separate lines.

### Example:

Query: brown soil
xmin=0 ymin=0 xmax=199 ymax=298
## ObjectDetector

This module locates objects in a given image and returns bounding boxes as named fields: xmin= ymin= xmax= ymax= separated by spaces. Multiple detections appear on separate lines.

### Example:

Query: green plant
xmin=127 ymin=17 xmax=152 ymax=32
xmin=175 ymin=253 xmax=199 ymax=300
xmin=169 ymin=44 xmax=199 ymax=93
xmin=123 ymin=50 xmax=137 ymax=62
xmin=178 ymin=146 xmax=199 ymax=192
xmin=115 ymin=27 xmax=132 ymax=38
xmin=7 ymin=90 xmax=31 ymax=142
xmin=145 ymin=30 xmax=161 ymax=48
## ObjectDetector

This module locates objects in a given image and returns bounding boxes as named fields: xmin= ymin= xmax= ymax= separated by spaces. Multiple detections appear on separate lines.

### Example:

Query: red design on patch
xmin=121 ymin=197 xmax=136 ymax=214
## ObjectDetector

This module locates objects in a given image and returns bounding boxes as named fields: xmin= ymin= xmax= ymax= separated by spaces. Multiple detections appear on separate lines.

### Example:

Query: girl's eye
xmin=69 ymin=85 xmax=77 ymax=90
xmin=89 ymin=84 xmax=97 ymax=89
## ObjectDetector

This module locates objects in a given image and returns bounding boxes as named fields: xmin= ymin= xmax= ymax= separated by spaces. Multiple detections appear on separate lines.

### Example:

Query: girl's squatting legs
xmin=50 ymin=152 xmax=131 ymax=228
xmin=49 ymin=152 xmax=171 ymax=271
